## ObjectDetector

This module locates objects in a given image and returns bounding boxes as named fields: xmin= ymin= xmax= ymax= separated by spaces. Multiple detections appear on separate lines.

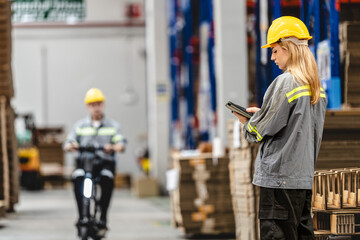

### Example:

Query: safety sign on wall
xmin=12 ymin=0 xmax=85 ymax=23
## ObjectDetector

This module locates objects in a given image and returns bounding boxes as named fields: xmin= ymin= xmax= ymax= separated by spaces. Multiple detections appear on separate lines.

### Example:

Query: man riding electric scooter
xmin=64 ymin=88 xmax=126 ymax=238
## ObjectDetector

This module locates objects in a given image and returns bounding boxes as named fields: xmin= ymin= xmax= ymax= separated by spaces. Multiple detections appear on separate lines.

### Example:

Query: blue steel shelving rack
xmin=301 ymin=0 xmax=341 ymax=108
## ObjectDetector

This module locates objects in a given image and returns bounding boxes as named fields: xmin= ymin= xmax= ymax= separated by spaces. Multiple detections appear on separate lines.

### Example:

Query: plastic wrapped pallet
xmin=170 ymin=151 xmax=235 ymax=235
xmin=227 ymin=119 xmax=260 ymax=240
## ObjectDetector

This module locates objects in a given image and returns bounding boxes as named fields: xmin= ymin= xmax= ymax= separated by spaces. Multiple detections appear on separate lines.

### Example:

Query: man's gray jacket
xmin=244 ymin=72 xmax=327 ymax=189
xmin=64 ymin=116 xmax=126 ymax=160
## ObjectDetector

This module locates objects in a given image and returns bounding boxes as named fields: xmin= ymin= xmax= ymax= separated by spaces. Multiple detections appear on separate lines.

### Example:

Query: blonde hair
xmin=279 ymin=41 xmax=321 ymax=105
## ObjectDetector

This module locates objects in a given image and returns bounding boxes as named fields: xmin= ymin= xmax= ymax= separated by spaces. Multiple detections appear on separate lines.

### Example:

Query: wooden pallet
xmin=0 ymin=96 xmax=9 ymax=209
xmin=313 ymin=171 xmax=342 ymax=210
xmin=313 ymin=209 xmax=360 ymax=235
xmin=314 ymin=230 xmax=332 ymax=240
xmin=313 ymin=168 xmax=360 ymax=210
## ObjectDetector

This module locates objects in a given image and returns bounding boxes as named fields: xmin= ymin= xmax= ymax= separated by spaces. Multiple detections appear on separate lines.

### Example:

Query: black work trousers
xmin=259 ymin=187 xmax=314 ymax=240
xmin=73 ymin=161 xmax=115 ymax=223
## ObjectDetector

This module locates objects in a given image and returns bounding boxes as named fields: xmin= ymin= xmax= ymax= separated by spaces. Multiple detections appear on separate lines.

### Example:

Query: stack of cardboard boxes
xmin=170 ymin=152 xmax=235 ymax=235
xmin=341 ymin=22 xmax=360 ymax=107
xmin=227 ymin=119 xmax=260 ymax=240
xmin=0 ymin=0 xmax=19 ymax=215
xmin=316 ymin=110 xmax=360 ymax=169
xmin=0 ymin=0 xmax=13 ymax=97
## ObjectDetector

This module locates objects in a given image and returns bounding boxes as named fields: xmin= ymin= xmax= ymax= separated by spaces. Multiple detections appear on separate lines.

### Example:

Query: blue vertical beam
xmin=255 ymin=0 xmax=263 ymax=106
xmin=320 ymin=0 xmax=329 ymax=41
xmin=313 ymin=0 xmax=320 ymax=58
xmin=169 ymin=0 xmax=179 ymax=126
xmin=301 ymin=0 xmax=306 ymax=22
xmin=272 ymin=0 xmax=281 ymax=18
xmin=206 ymin=0 xmax=216 ymax=114
xmin=270 ymin=0 xmax=282 ymax=81
xmin=182 ymin=0 xmax=195 ymax=149
xmin=169 ymin=0 xmax=180 ymax=149
xmin=302 ymin=0 xmax=314 ymax=47
xmin=301 ymin=0 xmax=312 ymax=27
xmin=328 ymin=0 xmax=341 ymax=108
xmin=329 ymin=0 xmax=340 ymax=77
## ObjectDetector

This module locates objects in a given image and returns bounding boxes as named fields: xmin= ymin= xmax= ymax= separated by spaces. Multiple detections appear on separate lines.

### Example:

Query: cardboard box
xmin=114 ymin=173 xmax=131 ymax=189
xmin=170 ymin=151 xmax=235 ymax=235
xmin=132 ymin=176 xmax=159 ymax=197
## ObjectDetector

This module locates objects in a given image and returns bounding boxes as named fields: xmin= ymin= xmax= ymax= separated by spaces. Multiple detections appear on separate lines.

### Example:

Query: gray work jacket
xmin=63 ymin=115 xmax=126 ymax=160
xmin=244 ymin=72 xmax=327 ymax=189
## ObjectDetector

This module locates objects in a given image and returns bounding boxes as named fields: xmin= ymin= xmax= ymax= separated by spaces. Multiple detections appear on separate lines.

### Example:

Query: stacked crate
xmin=0 ymin=0 xmax=13 ymax=98
xmin=6 ymin=104 xmax=19 ymax=210
xmin=0 ymin=0 xmax=18 ymax=215
xmin=341 ymin=22 xmax=360 ymax=107
xmin=227 ymin=119 xmax=260 ymax=240
xmin=0 ymin=99 xmax=18 ymax=213
xmin=316 ymin=110 xmax=360 ymax=169
xmin=171 ymin=152 xmax=235 ymax=235
xmin=312 ymin=168 xmax=360 ymax=239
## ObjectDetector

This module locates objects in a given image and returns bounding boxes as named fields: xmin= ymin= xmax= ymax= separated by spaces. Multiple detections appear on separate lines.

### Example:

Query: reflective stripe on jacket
xmin=244 ymin=72 xmax=327 ymax=189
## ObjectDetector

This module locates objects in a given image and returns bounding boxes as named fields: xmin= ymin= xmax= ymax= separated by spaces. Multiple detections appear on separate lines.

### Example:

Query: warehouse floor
xmin=0 ymin=187 xmax=184 ymax=240
xmin=0 ymin=187 xmax=235 ymax=240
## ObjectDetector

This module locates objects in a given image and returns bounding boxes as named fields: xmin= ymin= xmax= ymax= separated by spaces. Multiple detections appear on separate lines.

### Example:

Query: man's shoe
xmin=96 ymin=220 xmax=108 ymax=238
xmin=75 ymin=219 xmax=88 ymax=237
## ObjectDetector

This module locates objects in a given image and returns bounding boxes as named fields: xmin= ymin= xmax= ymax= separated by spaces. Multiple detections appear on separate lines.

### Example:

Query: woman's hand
xmin=232 ymin=107 xmax=260 ymax=124
xmin=246 ymin=107 xmax=260 ymax=113
xmin=232 ymin=111 xmax=248 ymax=124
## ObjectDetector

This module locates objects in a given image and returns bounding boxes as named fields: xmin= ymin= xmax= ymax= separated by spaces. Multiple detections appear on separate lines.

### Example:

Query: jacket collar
xmin=85 ymin=115 xmax=108 ymax=126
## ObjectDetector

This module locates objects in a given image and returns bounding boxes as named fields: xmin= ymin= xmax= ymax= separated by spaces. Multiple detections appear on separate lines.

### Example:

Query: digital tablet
xmin=225 ymin=101 xmax=254 ymax=119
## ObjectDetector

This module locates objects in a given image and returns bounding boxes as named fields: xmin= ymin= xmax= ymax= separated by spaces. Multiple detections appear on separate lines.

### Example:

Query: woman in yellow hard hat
xmin=233 ymin=16 xmax=327 ymax=239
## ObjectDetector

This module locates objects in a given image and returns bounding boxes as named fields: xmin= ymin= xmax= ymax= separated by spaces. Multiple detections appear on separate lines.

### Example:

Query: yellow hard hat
xmin=84 ymin=88 xmax=106 ymax=104
xmin=262 ymin=16 xmax=312 ymax=48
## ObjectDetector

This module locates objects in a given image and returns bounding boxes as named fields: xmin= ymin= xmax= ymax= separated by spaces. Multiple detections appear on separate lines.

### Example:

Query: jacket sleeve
xmin=111 ymin=123 xmax=127 ymax=145
xmin=62 ymin=124 xmax=80 ymax=149
xmin=244 ymin=86 xmax=291 ymax=143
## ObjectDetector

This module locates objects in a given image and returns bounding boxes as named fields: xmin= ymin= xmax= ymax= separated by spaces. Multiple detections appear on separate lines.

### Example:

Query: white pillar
xmin=145 ymin=0 xmax=170 ymax=191
xmin=213 ymin=0 xmax=248 ymax=144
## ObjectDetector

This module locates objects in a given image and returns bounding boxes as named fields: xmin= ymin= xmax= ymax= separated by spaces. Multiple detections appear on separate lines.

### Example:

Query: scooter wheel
xmin=79 ymin=226 xmax=88 ymax=240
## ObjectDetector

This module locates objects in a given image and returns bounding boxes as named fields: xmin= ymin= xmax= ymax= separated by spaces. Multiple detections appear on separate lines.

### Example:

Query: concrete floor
xmin=0 ymin=187 xmax=185 ymax=240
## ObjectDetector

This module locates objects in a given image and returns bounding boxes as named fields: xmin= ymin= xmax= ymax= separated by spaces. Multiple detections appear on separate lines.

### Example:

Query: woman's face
xmin=271 ymin=43 xmax=289 ymax=70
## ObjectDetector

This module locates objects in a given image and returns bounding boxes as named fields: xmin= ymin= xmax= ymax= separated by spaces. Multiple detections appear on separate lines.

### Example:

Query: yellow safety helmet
xmin=84 ymin=88 xmax=106 ymax=104
xmin=262 ymin=16 xmax=312 ymax=48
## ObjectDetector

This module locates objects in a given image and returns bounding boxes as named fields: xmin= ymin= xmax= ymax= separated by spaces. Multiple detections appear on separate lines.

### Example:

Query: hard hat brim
xmin=261 ymin=35 xmax=312 ymax=49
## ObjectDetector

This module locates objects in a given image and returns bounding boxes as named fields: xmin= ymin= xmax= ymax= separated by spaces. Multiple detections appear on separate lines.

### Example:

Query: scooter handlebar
xmin=78 ymin=145 xmax=105 ymax=153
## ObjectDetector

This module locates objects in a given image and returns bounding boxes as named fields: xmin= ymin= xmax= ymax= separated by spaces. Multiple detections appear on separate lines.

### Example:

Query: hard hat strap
xmin=281 ymin=37 xmax=308 ymax=46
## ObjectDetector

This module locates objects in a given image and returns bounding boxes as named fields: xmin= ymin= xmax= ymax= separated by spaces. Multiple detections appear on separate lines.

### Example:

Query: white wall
xmin=86 ymin=0 xmax=145 ymax=22
xmin=12 ymin=26 xmax=147 ymax=176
